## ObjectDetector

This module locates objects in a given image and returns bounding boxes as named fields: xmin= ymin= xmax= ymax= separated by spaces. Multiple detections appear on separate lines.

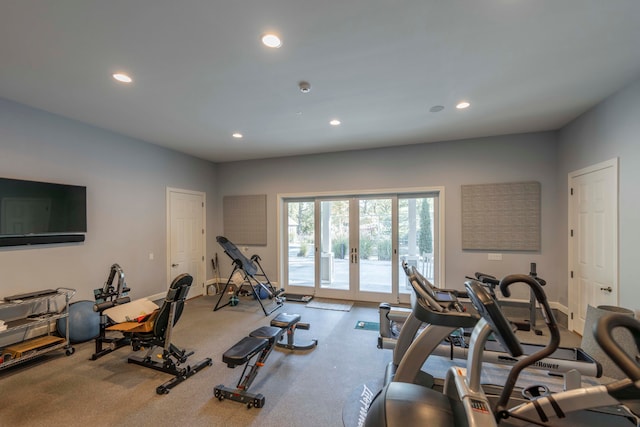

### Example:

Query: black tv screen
xmin=0 ymin=177 xmax=87 ymax=236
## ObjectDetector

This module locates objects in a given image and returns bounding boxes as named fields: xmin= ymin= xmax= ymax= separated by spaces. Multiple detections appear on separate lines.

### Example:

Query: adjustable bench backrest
xmin=153 ymin=273 xmax=192 ymax=338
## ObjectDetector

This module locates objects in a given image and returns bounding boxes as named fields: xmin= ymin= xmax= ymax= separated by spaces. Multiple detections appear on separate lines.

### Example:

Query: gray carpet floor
xmin=0 ymin=295 xmax=599 ymax=427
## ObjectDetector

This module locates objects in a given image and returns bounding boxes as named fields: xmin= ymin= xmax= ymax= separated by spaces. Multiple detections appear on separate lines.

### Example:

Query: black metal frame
xmin=213 ymin=236 xmax=284 ymax=316
xmin=126 ymin=274 xmax=212 ymax=394
xmin=91 ymin=263 xmax=132 ymax=360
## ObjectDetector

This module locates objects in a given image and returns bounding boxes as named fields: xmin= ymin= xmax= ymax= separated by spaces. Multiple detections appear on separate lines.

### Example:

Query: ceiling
xmin=2 ymin=1 xmax=640 ymax=163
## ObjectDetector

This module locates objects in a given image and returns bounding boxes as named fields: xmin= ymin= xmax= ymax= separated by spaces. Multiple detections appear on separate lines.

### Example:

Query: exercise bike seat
xmin=222 ymin=336 xmax=268 ymax=368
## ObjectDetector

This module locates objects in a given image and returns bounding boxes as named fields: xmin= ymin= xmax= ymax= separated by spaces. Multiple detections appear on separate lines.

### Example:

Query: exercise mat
xmin=306 ymin=298 xmax=353 ymax=312
xmin=355 ymin=321 xmax=379 ymax=331
xmin=281 ymin=293 xmax=313 ymax=303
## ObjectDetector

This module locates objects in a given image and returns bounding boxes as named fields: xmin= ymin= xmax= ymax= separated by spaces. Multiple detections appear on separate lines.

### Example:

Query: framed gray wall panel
xmin=461 ymin=181 xmax=540 ymax=251
xmin=223 ymin=194 xmax=267 ymax=245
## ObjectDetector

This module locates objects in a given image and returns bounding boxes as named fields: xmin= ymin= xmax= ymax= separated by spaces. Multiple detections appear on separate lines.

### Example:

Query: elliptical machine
xmin=364 ymin=274 xmax=639 ymax=426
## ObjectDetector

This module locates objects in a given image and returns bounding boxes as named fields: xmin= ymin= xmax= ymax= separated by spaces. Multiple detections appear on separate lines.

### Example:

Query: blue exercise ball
xmin=57 ymin=300 xmax=100 ymax=343
xmin=255 ymin=286 xmax=270 ymax=300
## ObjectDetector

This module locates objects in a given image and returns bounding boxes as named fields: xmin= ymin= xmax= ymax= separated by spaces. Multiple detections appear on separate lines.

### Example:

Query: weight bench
xmin=214 ymin=312 xmax=318 ymax=408
xmin=113 ymin=274 xmax=213 ymax=394
xmin=270 ymin=312 xmax=318 ymax=351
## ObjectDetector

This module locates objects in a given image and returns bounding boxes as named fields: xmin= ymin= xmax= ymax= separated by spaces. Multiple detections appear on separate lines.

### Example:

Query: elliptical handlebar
xmin=475 ymin=272 xmax=500 ymax=287
xmin=494 ymin=274 xmax=561 ymax=421
xmin=595 ymin=314 xmax=640 ymax=383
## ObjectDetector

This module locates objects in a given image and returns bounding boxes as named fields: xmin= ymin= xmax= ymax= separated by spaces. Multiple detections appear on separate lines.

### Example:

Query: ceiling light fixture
xmin=429 ymin=105 xmax=445 ymax=113
xmin=112 ymin=73 xmax=132 ymax=83
xmin=456 ymin=101 xmax=470 ymax=109
xmin=261 ymin=33 xmax=282 ymax=48
xmin=329 ymin=119 xmax=341 ymax=126
xmin=232 ymin=132 xmax=243 ymax=139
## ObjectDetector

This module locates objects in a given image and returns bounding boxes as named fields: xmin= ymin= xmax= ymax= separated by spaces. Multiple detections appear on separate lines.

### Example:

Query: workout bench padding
xmin=214 ymin=313 xmax=317 ymax=408
xmin=271 ymin=312 xmax=317 ymax=351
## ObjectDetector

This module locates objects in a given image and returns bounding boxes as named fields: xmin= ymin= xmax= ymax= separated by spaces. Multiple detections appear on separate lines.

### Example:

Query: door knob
xmin=600 ymin=286 xmax=612 ymax=292
xmin=171 ymin=263 xmax=179 ymax=267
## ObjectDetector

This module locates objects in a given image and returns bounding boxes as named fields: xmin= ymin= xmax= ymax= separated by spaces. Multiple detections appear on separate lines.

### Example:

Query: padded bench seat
xmin=250 ymin=326 xmax=284 ymax=344
xmin=270 ymin=313 xmax=301 ymax=328
xmin=222 ymin=336 xmax=268 ymax=368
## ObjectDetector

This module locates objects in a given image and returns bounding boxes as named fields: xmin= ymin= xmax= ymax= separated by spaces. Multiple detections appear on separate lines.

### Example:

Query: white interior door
xmin=168 ymin=188 xmax=206 ymax=299
xmin=568 ymin=158 xmax=618 ymax=334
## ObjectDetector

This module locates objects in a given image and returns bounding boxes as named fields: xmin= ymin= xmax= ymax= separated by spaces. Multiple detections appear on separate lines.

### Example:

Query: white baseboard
xmin=550 ymin=301 xmax=569 ymax=316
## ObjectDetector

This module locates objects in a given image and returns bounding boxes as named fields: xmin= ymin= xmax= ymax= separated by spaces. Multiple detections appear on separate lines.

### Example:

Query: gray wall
xmin=6 ymin=70 xmax=637 ymax=312
xmin=215 ymin=132 xmax=561 ymax=303
xmin=0 ymin=98 xmax=217 ymax=301
xmin=557 ymin=75 xmax=640 ymax=313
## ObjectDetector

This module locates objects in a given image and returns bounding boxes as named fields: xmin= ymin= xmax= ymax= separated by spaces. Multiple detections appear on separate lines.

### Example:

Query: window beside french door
xmin=282 ymin=189 xmax=442 ymax=303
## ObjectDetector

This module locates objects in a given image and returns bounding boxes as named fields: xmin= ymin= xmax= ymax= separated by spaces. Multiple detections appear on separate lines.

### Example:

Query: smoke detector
xmin=298 ymin=81 xmax=311 ymax=93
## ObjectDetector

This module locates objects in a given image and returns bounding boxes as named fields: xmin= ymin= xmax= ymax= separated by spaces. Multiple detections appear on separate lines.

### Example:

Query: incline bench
xmin=214 ymin=312 xmax=318 ymax=408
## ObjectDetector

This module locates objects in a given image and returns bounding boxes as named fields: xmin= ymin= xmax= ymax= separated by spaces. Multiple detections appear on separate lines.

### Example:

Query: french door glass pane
xmin=359 ymin=198 xmax=392 ymax=293
xmin=398 ymin=197 xmax=434 ymax=293
xmin=287 ymin=201 xmax=314 ymax=288
xmin=320 ymin=200 xmax=349 ymax=290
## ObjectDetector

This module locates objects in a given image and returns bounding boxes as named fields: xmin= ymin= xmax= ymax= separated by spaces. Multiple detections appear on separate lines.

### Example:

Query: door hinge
xmin=202 ymin=229 xmax=204 ymax=234
xmin=570 ymin=271 xmax=573 ymax=278
xmin=570 ymin=229 xmax=573 ymax=237
xmin=570 ymin=188 xmax=573 ymax=195
xmin=202 ymin=256 xmax=205 ymax=261
xmin=571 ymin=312 xmax=574 ymax=320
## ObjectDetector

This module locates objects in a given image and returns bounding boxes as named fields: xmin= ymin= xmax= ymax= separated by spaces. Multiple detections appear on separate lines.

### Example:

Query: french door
xmin=281 ymin=189 xmax=441 ymax=303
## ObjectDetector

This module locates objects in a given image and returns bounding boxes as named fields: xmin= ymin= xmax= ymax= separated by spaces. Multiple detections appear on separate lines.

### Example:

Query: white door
xmin=168 ymin=188 xmax=206 ymax=299
xmin=568 ymin=159 xmax=618 ymax=334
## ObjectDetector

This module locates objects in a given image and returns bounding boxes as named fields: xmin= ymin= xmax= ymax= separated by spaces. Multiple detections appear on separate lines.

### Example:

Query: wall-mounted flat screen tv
xmin=0 ymin=177 xmax=87 ymax=236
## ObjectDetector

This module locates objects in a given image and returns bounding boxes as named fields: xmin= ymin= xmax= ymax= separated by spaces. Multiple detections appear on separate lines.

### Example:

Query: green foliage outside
xmin=332 ymin=236 xmax=348 ymax=259
xmin=418 ymin=199 xmax=433 ymax=255
xmin=297 ymin=241 xmax=308 ymax=257
xmin=377 ymin=239 xmax=392 ymax=261
xmin=359 ymin=236 xmax=374 ymax=260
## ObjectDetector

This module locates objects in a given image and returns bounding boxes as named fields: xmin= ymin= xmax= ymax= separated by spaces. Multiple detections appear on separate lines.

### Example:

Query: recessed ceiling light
xmin=112 ymin=73 xmax=132 ymax=83
xmin=329 ymin=119 xmax=341 ymax=126
xmin=261 ymin=33 xmax=282 ymax=48
xmin=232 ymin=132 xmax=243 ymax=139
xmin=456 ymin=101 xmax=470 ymax=109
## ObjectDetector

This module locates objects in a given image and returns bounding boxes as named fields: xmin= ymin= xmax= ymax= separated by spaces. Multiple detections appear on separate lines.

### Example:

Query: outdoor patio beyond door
xmin=284 ymin=192 xmax=438 ymax=304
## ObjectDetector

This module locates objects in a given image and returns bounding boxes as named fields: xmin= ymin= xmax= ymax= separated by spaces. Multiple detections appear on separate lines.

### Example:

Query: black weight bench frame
xmin=270 ymin=312 xmax=318 ymax=351
xmin=214 ymin=313 xmax=318 ymax=408
xmin=126 ymin=274 xmax=213 ymax=394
